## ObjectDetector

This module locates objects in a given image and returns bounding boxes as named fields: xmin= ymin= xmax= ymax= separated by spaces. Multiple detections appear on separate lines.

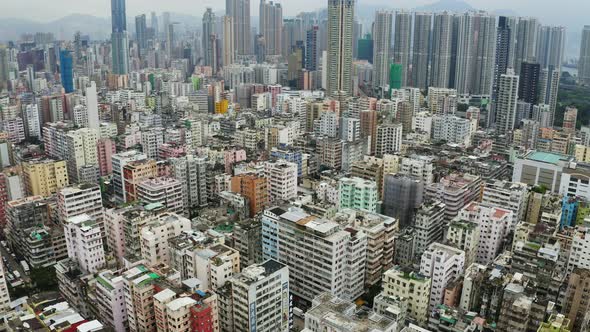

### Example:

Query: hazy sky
xmin=2 ymin=0 xmax=587 ymax=28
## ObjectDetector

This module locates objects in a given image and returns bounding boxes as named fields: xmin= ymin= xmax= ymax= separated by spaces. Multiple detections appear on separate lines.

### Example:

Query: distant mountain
xmin=0 ymin=14 xmax=110 ymax=42
xmin=0 ymin=12 xmax=201 ymax=43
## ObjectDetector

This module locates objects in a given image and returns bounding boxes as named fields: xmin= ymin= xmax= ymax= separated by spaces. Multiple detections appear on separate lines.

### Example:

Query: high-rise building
xmin=137 ymin=177 xmax=184 ymax=214
xmin=22 ymin=158 xmax=69 ymax=196
xmin=518 ymin=61 xmax=540 ymax=105
xmin=231 ymin=174 xmax=268 ymax=217
xmin=112 ymin=150 xmax=148 ymax=203
xmin=491 ymin=16 xmax=512 ymax=123
xmin=393 ymin=11 xmax=412 ymax=87
xmin=264 ymin=160 xmax=298 ymax=203
xmin=536 ymin=25 xmax=566 ymax=70
xmin=382 ymin=266 xmax=431 ymax=324
xmin=226 ymin=0 xmax=251 ymax=55
xmin=412 ymin=12 xmax=432 ymax=90
xmin=513 ymin=17 xmax=539 ymax=75
xmin=373 ymin=11 xmax=392 ymax=89
xmin=563 ymin=269 xmax=590 ymax=332
xmin=305 ymin=26 xmax=319 ymax=71
xmin=495 ymin=70 xmax=520 ymax=136
xmin=414 ymin=200 xmax=446 ymax=256
xmin=85 ymin=82 xmax=99 ymax=130
xmin=222 ymin=16 xmax=235 ymax=66
xmin=338 ymin=177 xmax=379 ymax=212
xmin=563 ymin=106 xmax=578 ymax=134
xmin=59 ymin=50 xmax=74 ymax=93
xmin=579 ymin=26 xmax=590 ymax=85
xmin=64 ymin=214 xmax=106 ymax=273
xmin=57 ymin=184 xmax=104 ymax=241
xmin=382 ymin=174 xmax=424 ymax=228
xmin=455 ymin=12 xmax=496 ymax=95
xmin=389 ymin=63 xmax=403 ymax=90
xmin=217 ymin=260 xmax=290 ymax=332
xmin=259 ymin=0 xmax=282 ymax=56
xmin=327 ymin=0 xmax=355 ymax=95
xmin=375 ymin=123 xmax=403 ymax=157
xmin=262 ymin=206 xmax=367 ymax=302
xmin=430 ymin=12 xmax=454 ymax=88
xmin=135 ymin=14 xmax=147 ymax=56
xmin=0 ymin=259 xmax=10 ymax=312
xmin=111 ymin=0 xmax=129 ymax=75
xmin=420 ymin=242 xmax=465 ymax=311
xmin=202 ymin=8 xmax=216 ymax=67
xmin=539 ymin=66 xmax=560 ymax=127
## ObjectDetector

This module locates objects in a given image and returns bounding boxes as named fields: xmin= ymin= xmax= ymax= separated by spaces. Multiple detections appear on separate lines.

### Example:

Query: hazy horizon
xmin=1 ymin=0 xmax=587 ymax=29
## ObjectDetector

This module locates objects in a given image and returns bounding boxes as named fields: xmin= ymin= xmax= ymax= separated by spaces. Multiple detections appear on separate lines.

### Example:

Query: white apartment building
xmin=446 ymin=219 xmax=480 ymax=267
xmin=419 ymin=242 xmax=465 ymax=312
xmin=567 ymin=227 xmax=590 ymax=274
xmin=140 ymin=127 xmax=165 ymax=160
xmin=95 ymin=270 xmax=128 ymax=332
xmin=414 ymin=200 xmax=446 ymax=257
xmin=412 ymin=111 xmax=433 ymax=135
xmin=65 ymin=128 xmax=99 ymax=183
xmin=168 ymin=231 xmax=240 ymax=291
xmin=400 ymin=155 xmax=435 ymax=184
xmin=481 ymin=180 xmax=529 ymax=229
xmin=140 ymin=212 xmax=191 ymax=266
xmin=459 ymin=202 xmax=513 ymax=265
xmin=25 ymin=104 xmax=42 ymax=139
xmin=64 ymin=214 xmax=105 ymax=273
xmin=262 ymin=206 xmax=367 ymax=302
xmin=219 ymin=260 xmax=290 ymax=332
xmin=137 ymin=177 xmax=184 ymax=215
xmin=432 ymin=114 xmax=472 ymax=147
xmin=57 ymin=183 xmax=104 ymax=237
xmin=264 ymin=160 xmax=298 ymax=203
xmin=375 ymin=124 xmax=403 ymax=158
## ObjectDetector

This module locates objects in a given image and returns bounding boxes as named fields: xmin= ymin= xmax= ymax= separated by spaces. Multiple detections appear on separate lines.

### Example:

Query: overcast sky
xmin=1 ymin=0 xmax=587 ymax=28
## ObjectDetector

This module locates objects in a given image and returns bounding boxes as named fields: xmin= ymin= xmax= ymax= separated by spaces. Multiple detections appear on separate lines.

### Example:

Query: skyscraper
xmin=495 ymin=70 xmax=519 ymax=136
xmin=393 ymin=11 xmax=412 ymax=87
xmin=513 ymin=17 xmax=539 ymax=75
xmin=111 ymin=0 xmax=129 ymax=75
xmin=539 ymin=66 xmax=560 ymax=127
xmin=305 ymin=25 xmax=319 ymax=71
xmin=226 ymin=0 xmax=251 ymax=55
xmin=327 ymin=0 xmax=355 ymax=95
xmin=430 ymin=12 xmax=453 ymax=88
xmin=166 ymin=23 xmax=175 ymax=59
xmin=518 ymin=61 xmax=540 ymax=104
xmin=259 ymin=0 xmax=282 ymax=56
xmin=455 ymin=12 xmax=496 ymax=95
xmin=412 ymin=12 xmax=432 ymax=90
xmin=135 ymin=14 xmax=147 ymax=56
xmin=202 ymin=8 xmax=216 ymax=67
xmin=579 ymin=26 xmax=590 ymax=85
xmin=491 ymin=16 xmax=512 ymax=124
xmin=59 ymin=50 xmax=74 ymax=93
xmin=222 ymin=16 xmax=235 ymax=67
xmin=389 ymin=63 xmax=403 ymax=91
xmin=536 ymin=25 xmax=566 ymax=70
xmin=373 ymin=11 xmax=392 ymax=89
xmin=150 ymin=12 xmax=159 ymax=36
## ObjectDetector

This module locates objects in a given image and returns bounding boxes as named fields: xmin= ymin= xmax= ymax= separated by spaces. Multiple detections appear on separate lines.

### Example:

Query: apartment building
xmin=262 ymin=206 xmax=367 ymax=302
